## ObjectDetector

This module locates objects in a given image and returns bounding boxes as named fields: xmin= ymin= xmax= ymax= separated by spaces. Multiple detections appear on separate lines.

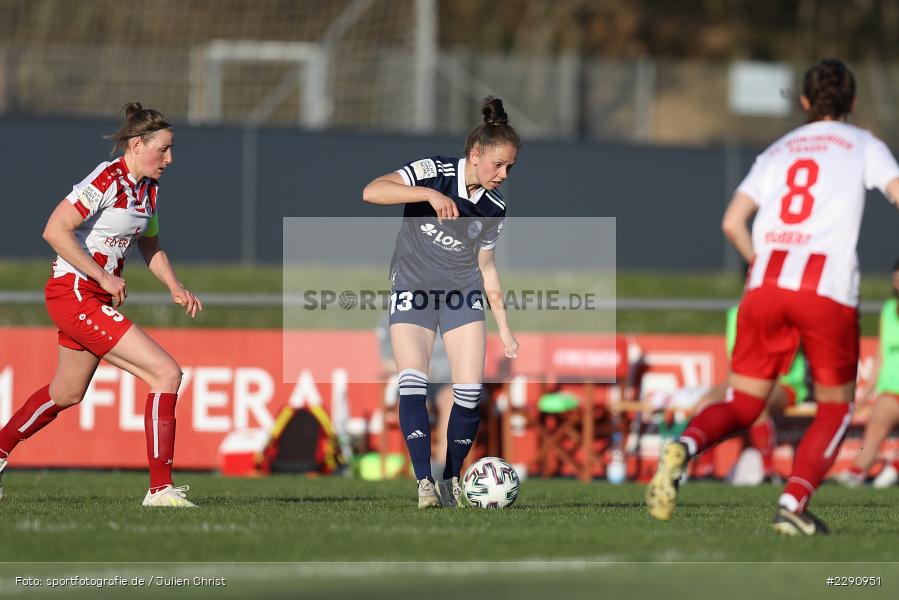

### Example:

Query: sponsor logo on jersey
xmin=104 ymin=237 xmax=131 ymax=248
xmin=470 ymin=299 xmax=484 ymax=311
xmin=103 ymin=227 xmax=144 ymax=249
xmin=764 ymin=229 xmax=811 ymax=246
xmin=419 ymin=223 xmax=464 ymax=252
xmin=79 ymin=184 xmax=103 ymax=209
xmin=411 ymin=158 xmax=437 ymax=181
xmin=468 ymin=220 xmax=483 ymax=239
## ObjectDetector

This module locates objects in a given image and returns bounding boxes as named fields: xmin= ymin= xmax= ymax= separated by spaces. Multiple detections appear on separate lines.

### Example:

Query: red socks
xmin=145 ymin=393 xmax=178 ymax=492
xmin=781 ymin=402 xmax=851 ymax=512
xmin=749 ymin=417 xmax=776 ymax=476
xmin=681 ymin=388 xmax=767 ymax=455
xmin=1 ymin=386 xmax=179 ymax=493
xmin=0 ymin=385 xmax=65 ymax=455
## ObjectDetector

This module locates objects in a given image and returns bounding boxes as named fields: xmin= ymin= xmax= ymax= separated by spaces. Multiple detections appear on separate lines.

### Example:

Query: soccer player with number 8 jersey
xmin=646 ymin=59 xmax=899 ymax=535
xmin=0 ymin=103 xmax=203 ymax=507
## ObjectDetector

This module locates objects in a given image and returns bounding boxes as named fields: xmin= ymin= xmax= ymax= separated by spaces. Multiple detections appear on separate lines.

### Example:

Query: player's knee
xmin=48 ymin=383 xmax=85 ymax=407
xmin=152 ymin=361 xmax=183 ymax=393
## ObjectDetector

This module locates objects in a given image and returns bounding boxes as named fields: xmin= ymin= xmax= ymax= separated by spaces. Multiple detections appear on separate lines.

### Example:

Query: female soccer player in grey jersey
xmin=363 ymin=97 xmax=520 ymax=508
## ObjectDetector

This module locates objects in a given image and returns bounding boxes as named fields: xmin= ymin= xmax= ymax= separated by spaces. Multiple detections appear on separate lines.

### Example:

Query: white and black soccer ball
xmin=462 ymin=456 xmax=520 ymax=509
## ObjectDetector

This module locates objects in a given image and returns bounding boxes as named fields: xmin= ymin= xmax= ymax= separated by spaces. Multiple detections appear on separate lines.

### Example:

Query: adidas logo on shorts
xmin=406 ymin=430 xmax=427 ymax=440
xmin=453 ymin=439 xmax=473 ymax=445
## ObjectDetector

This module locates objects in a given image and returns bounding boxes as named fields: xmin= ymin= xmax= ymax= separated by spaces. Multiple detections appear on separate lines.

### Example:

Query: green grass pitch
xmin=0 ymin=471 xmax=897 ymax=599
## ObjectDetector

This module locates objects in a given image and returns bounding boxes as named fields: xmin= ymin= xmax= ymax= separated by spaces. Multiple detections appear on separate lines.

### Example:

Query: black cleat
xmin=772 ymin=506 xmax=830 ymax=536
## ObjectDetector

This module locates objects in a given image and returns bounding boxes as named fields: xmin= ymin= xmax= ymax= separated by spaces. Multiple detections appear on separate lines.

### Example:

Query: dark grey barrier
xmin=1 ymin=116 xmax=896 ymax=272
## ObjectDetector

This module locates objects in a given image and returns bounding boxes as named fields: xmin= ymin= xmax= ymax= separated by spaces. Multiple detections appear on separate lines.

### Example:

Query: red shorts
xmin=45 ymin=274 xmax=134 ymax=357
xmin=732 ymin=286 xmax=859 ymax=386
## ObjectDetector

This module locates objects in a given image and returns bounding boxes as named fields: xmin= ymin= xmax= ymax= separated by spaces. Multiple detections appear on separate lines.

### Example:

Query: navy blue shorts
xmin=388 ymin=283 xmax=486 ymax=333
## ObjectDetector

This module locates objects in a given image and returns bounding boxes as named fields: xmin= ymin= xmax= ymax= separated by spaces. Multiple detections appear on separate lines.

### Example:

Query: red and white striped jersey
xmin=52 ymin=157 xmax=158 ymax=283
xmin=739 ymin=121 xmax=899 ymax=307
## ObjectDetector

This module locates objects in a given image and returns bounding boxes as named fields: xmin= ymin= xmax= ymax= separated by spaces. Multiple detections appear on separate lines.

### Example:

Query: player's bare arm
xmin=137 ymin=235 xmax=203 ymax=318
xmin=363 ymin=171 xmax=459 ymax=222
xmin=721 ymin=191 xmax=757 ymax=263
xmin=478 ymin=247 xmax=518 ymax=358
xmin=43 ymin=199 xmax=127 ymax=307
xmin=886 ymin=177 xmax=899 ymax=208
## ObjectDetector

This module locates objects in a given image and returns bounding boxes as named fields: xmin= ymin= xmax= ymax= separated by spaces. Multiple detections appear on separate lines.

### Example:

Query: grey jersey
xmin=389 ymin=156 xmax=506 ymax=288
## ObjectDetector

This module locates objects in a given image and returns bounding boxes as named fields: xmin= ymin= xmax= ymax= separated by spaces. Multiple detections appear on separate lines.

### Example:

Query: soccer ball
xmin=462 ymin=456 xmax=520 ymax=509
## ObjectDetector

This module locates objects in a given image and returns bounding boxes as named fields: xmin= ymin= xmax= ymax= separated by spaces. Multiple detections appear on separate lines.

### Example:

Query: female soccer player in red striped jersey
xmin=646 ymin=59 xmax=899 ymax=535
xmin=0 ymin=103 xmax=203 ymax=507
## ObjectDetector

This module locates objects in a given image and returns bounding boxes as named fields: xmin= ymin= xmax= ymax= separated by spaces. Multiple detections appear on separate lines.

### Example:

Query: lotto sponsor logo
xmin=418 ymin=223 xmax=464 ymax=251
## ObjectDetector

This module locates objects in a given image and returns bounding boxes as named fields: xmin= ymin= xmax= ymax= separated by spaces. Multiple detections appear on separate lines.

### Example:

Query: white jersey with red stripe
xmin=738 ymin=120 xmax=899 ymax=307
xmin=52 ymin=156 xmax=158 ymax=282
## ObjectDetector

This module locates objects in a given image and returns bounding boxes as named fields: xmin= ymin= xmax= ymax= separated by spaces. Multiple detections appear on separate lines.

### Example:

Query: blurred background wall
xmin=1 ymin=0 xmax=898 ymax=270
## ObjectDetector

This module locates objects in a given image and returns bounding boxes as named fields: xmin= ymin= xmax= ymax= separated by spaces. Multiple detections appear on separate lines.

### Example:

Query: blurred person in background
xmin=646 ymin=59 xmax=899 ymax=535
xmin=833 ymin=258 xmax=899 ymax=488
xmin=0 ymin=103 xmax=202 ymax=507
xmin=363 ymin=97 xmax=520 ymax=508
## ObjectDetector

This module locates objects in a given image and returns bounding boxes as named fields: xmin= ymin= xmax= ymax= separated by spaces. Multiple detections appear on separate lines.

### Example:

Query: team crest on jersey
xmin=79 ymin=184 xmax=103 ymax=209
xmin=468 ymin=220 xmax=483 ymax=239
xmin=411 ymin=158 xmax=437 ymax=181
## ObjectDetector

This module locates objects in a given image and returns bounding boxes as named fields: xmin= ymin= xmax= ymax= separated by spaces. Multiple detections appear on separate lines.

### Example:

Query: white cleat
xmin=142 ymin=484 xmax=197 ymax=508
xmin=873 ymin=464 xmax=898 ymax=489
xmin=0 ymin=457 xmax=7 ymax=501
xmin=646 ymin=441 xmax=688 ymax=521
xmin=417 ymin=479 xmax=440 ymax=509
xmin=437 ymin=477 xmax=463 ymax=508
